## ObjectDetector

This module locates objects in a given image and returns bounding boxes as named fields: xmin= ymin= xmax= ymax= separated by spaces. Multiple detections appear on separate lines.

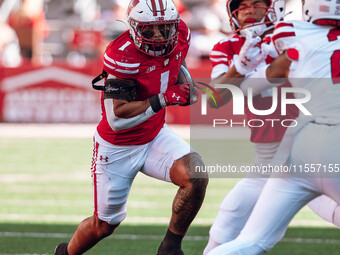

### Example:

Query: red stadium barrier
xmin=0 ymin=60 xmax=244 ymax=124
xmin=0 ymin=63 xmax=102 ymax=123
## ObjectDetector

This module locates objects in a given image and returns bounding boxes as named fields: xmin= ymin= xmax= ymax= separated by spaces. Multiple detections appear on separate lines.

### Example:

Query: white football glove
xmin=234 ymin=31 xmax=268 ymax=75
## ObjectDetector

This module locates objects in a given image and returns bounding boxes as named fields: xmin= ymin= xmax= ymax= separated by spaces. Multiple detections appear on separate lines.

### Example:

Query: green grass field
xmin=0 ymin=136 xmax=339 ymax=254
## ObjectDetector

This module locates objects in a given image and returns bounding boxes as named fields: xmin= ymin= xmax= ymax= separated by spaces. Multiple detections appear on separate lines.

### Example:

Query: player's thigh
xmin=220 ymin=178 xmax=267 ymax=214
xmin=311 ymin=125 xmax=340 ymax=203
xmin=208 ymin=178 xmax=268 ymax=244
xmin=92 ymin=132 xmax=148 ymax=224
xmin=290 ymin=123 xmax=340 ymax=196
xmin=238 ymin=177 xmax=319 ymax=251
xmin=290 ymin=123 xmax=340 ymax=169
xmin=321 ymin=178 xmax=340 ymax=205
xmin=141 ymin=124 xmax=191 ymax=182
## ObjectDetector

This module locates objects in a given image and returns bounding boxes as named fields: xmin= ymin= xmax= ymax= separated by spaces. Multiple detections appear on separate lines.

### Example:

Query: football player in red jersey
xmin=204 ymin=0 xmax=340 ymax=254
xmin=54 ymin=1 xmax=208 ymax=255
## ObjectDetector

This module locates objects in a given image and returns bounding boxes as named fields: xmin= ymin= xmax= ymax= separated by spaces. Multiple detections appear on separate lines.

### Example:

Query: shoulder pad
xmin=178 ymin=20 xmax=191 ymax=43
xmin=103 ymin=35 xmax=141 ymax=78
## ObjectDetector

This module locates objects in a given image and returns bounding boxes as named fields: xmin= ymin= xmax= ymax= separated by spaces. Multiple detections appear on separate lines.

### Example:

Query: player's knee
xmin=170 ymin=153 xmax=208 ymax=188
xmin=92 ymin=215 xmax=120 ymax=238
xmin=209 ymin=221 xmax=242 ymax=244
xmin=234 ymin=236 xmax=267 ymax=255
xmin=333 ymin=205 xmax=340 ymax=228
xmin=189 ymin=176 xmax=208 ymax=195
xmin=93 ymin=218 xmax=120 ymax=238
xmin=189 ymin=154 xmax=208 ymax=194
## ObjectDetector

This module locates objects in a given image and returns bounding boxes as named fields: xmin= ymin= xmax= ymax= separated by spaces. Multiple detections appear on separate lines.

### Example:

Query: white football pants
xmin=207 ymin=123 xmax=340 ymax=255
xmin=91 ymin=124 xmax=191 ymax=225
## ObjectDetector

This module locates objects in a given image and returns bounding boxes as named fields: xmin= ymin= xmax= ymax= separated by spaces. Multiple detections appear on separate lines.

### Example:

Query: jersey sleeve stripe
xmin=186 ymin=27 xmax=191 ymax=41
xmin=210 ymin=51 xmax=229 ymax=57
xmin=104 ymin=61 xmax=115 ymax=70
xmin=210 ymin=57 xmax=229 ymax=62
xmin=211 ymin=64 xmax=229 ymax=80
xmin=115 ymin=69 xmax=139 ymax=74
xmin=104 ymin=53 xmax=116 ymax=65
xmin=104 ymin=61 xmax=139 ymax=74
xmin=115 ymin=60 xmax=140 ymax=68
xmin=219 ymin=37 xmax=239 ymax=44
xmin=104 ymin=53 xmax=140 ymax=69
xmin=272 ymin=32 xmax=296 ymax=43
xmin=275 ymin=22 xmax=294 ymax=30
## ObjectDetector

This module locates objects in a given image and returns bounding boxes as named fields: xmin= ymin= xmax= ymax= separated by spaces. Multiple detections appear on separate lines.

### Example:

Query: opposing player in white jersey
xmin=54 ymin=1 xmax=208 ymax=255
xmin=204 ymin=0 xmax=340 ymax=254
xmin=208 ymin=0 xmax=340 ymax=254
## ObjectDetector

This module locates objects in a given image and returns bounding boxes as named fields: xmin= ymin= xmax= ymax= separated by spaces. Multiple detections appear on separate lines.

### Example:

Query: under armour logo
xmin=241 ymin=56 xmax=251 ymax=66
xmin=99 ymin=155 xmax=109 ymax=162
xmin=172 ymin=93 xmax=180 ymax=101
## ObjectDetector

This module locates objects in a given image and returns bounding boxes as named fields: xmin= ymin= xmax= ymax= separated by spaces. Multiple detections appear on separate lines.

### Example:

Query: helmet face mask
xmin=227 ymin=0 xmax=285 ymax=37
xmin=127 ymin=0 xmax=180 ymax=57
xmin=134 ymin=20 xmax=179 ymax=56
xmin=302 ymin=0 xmax=340 ymax=27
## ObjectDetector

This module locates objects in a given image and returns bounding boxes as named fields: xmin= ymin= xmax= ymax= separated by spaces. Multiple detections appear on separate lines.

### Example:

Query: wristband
xmin=149 ymin=95 xmax=163 ymax=112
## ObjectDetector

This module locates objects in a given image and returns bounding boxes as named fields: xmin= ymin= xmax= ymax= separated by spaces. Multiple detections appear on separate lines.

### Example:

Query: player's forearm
xmin=266 ymin=53 xmax=291 ymax=80
xmin=105 ymin=99 xmax=156 ymax=131
xmin=113 ymin=100 xmax=150 ymax=118
xmin=208 ymin=66 xmax=245 ymax=107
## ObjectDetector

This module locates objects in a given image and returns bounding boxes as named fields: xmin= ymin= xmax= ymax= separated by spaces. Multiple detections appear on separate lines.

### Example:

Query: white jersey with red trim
xmin=210 ymin=34 xmax=298 ymax=143
xmin=97 ymin=20 xmax=191 ymax=145
xmin=273 ymin=21 xmax=340 ymax=121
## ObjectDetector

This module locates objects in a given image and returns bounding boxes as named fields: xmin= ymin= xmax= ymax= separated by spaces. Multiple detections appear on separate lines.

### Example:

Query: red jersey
xmin=209 ymin=34 xmax=298 ymax=143
xmin=97 ymin=20 xmax=191 ymax=145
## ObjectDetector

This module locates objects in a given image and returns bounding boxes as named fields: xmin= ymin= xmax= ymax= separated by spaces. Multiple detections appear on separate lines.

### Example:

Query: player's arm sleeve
xmin=104 ymin=98 xmax=156 ymax=131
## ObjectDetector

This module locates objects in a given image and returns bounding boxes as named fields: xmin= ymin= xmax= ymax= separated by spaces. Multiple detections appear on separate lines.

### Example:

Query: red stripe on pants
xmin=91 ymin=141 xmax=99 ymax=216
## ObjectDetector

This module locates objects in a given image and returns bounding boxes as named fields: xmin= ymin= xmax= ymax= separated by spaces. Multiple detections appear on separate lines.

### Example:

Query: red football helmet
xmin=226 ymin=0 xmax=285 ymax=36
xmin=127 ymin=0 xmax=180 ymax=57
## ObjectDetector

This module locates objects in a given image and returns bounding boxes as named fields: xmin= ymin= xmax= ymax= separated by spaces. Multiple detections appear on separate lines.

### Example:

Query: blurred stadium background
xmin=0 ymin=0 xmax=339 ymax=254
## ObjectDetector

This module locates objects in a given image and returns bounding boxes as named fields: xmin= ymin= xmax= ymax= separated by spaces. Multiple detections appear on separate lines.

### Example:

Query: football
xmin=176 ymin=65 xmax=198 ymax=106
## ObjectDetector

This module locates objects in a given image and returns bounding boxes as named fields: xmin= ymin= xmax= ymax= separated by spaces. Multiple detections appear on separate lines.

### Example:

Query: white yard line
xmin=0 ymin=123 xmax=97 ymax=138
xmin=0 ymin=254 xmax=52 ymax=255
xmin=0 ymin=231 xmax=339 ymax=245
xmin=0 ymin=214 xmax=335 ymax=227
xmin=0 ymin=123 xmax=250 ymax=140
